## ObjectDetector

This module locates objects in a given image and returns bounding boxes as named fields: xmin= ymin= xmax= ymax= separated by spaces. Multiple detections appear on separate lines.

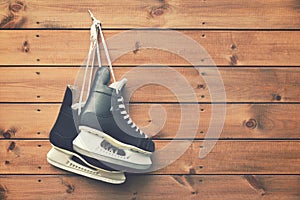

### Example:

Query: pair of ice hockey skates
xmin=47 ymin=12 xmax=155 ymax=184
xmin=47 ymin=67 xmax=155 ymax=184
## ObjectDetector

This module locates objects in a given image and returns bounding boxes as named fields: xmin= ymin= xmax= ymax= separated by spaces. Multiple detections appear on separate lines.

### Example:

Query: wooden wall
xmin=0 ymin=0 xmax=299 ymax=199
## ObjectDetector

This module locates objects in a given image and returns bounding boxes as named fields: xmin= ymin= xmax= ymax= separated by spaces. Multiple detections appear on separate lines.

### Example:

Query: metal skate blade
xmin=47 ymin=146 xmax=126 ymax=184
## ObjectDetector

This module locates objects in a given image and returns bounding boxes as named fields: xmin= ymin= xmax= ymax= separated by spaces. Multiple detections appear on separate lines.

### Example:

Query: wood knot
xmin=0 ymin=184 xmax=8 ymax=200
xmin=149 ymin=4 xmax=169 ymax=18
xmin=153 ymin=8 xmax=164 ymax=16
xmin=22 ymin=40 xmax=30 ymax=53
xmin=133 ymin=41 xmax=140 ymax=54
xmin=197 ymin=84 xmax=205 ymax=89
xmin=9 ymin=0 xmax=26 ymax=13
xmin=189 ymin=168 xmax=196 ymax=174
xmin=230 ymin=54 xmax=238 ymax=65
xmin=244 ymin=119 xmax=257 ymax=129
xmin=1 ymin=127 xmax=17 ymax=138
xmin=61 ymin=179 xmax=75 ymax=194
xmin=8 ymin=141 xmax=16 ymax=151
xmin=0 ymin=0 xmax=27 ymax=28
xmin=3 ymin=131 xmax=11 ymax=139
xmin=244 ymin=175 xmax=266 ymax=196
xmin=131 ymin=191 xmax=138 ymax=200
xmin=66 ymin=184 xmax=75 ymax=193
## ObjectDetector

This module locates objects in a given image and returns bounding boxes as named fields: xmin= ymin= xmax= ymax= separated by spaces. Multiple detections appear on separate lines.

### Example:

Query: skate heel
xmin=47 ymin=146 xmax=126 ymax=184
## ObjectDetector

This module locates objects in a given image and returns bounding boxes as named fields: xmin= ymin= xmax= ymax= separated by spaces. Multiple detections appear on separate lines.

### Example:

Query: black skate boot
xmin=73 ymin=67 xmax=155 ymax=170
xmin=47 ymin=86 xmax=125 ymax=184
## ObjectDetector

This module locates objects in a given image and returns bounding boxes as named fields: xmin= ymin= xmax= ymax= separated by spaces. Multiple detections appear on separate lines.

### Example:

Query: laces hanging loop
xmin=78 ymin=10 xmax=117 ymax=115
xmin=88 ymin=10 xmax=100 ymax=45
xmin=77 ymin=11 xmax=101 ymax=115
xmin=88 ymin=10 xmax=116 ymax=83
xmin=97 ymin=24 xmax=116 ymax=83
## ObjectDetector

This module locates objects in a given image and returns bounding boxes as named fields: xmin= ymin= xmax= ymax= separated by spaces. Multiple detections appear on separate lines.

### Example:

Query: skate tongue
xmin=109 ymin=78 xmax=128 ymax=92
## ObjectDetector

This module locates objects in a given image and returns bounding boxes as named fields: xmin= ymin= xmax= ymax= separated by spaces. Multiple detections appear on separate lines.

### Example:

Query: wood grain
xmin=0 ymin=175 xmax=299 ymax=200
xmin=0 ymin=0 xmax=299 ymax=199
xmin=0 ymin=67 xmax=299 ymax=102
xmin=0 ymin=30 xmax=299 ymax=66
xmin=0 ymin=104 xmax=299 ymax=139
xmin=1 ymin=140 xmax=299 ymax=174
xmin=0 ymin=0 xmax=299 ymax=29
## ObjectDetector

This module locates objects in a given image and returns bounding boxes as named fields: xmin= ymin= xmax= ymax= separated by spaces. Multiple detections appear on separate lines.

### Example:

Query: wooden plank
xmin=0 ymin=175 xmax=299 ymax=200
xmin=0 ymin=0 xmax=299 ymax=29
xmin=0 ymin=67 xmax=299 ymax=102
xmin=0 ymin=30 xmax=299 ymax=66
xmin=0 ymin=104 xmax=299 ymax=139
xmin=1 ymin=140 xmax=299 ymax=174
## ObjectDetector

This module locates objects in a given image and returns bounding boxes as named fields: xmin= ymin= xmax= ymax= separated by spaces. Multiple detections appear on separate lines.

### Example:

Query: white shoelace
xmin=116 ymin=95 xmax=146 ymax=138
xmin=89 ymin=10 xmax=116 ymax=83
xmin=78 ymin=10 xmax=116 ymax=115
xmin=78 ymin=11 xmax=145 ymax=140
